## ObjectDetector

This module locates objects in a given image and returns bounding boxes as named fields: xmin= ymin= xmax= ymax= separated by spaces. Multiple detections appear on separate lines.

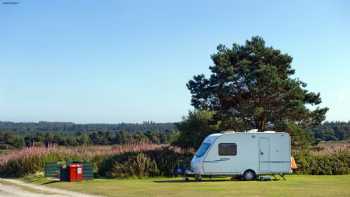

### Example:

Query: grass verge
xmin=24 ymin=175 xmax=350 ymax=197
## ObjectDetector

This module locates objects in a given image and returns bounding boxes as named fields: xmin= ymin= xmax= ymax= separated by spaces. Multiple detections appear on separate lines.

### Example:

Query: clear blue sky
xmin=0 ymin=0 xmax=349 ymax=123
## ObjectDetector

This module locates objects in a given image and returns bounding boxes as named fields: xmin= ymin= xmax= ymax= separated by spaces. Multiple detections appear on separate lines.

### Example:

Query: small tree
xmin=286 ymin=123 xmax=312 ymax=150
xmin=187 ymin=36 xmax=328 ymax=131
xmin=172 ymin=110 xmax=218 ymax=149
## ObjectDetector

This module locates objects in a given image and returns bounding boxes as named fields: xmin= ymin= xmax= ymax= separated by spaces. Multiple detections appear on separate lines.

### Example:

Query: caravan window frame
xmin=195 ymin=143 xmax=211 ymax=157
xmin=218 ymin=143 xmax=237 ymax=156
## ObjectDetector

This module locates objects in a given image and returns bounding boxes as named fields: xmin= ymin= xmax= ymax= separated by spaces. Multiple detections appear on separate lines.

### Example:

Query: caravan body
xmin=191 ymin=131 xmax=291 ymax=179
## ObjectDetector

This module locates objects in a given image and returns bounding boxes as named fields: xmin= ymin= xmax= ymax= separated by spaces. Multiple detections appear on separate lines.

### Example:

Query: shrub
xmin=0 ymin=143 xmax=163 ymax=177
xmin=144 ymin=147 xmax=193 ymax=176
xmin=294 ymin=151 xmax=350 ymax=175
xmin=107 ymin=153 xmax=159 ymax=178
xmin=98 ymin=147 xmax=193 ymax=178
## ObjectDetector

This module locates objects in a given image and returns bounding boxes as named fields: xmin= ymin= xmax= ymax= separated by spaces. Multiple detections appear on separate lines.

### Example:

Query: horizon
xmin=1 ymin=119 xmax=350 ymax=125
xmin=1 ymin=0 xmax=349 ymax=123
xmin=0 ymin=120 xmax=177 ymax=124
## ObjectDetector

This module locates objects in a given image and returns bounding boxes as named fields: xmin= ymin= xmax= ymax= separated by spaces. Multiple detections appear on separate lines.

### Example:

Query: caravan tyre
xmin=195 ymin=175 xmax=202 ymax=181
xmin=242 ymin=170 xmax=256 ymax=181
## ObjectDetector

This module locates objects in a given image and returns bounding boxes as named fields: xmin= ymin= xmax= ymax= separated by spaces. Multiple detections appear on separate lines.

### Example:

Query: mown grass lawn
xmin=28 ymin=175 xmax=350 ymax=197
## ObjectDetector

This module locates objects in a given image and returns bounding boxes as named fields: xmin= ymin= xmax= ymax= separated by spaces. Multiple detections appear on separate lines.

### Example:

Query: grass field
xmin=25 ymin=175 xmax=350 ymax=197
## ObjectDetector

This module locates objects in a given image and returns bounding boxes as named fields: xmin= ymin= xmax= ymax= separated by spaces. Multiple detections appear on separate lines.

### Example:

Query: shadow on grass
xmin=153 ymin=176 xmax=282 ymax=183
xmin=154 ymin=179 xmax=234 ymax=183
xmin=41 ymin=180 xmax=61 ymax=185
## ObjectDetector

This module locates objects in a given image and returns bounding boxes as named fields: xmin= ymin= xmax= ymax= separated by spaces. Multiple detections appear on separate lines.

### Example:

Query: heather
xmin=294 ymin=151 xmax=350 ymax=175
xmin=293 ymin=141 xmax=350 ymax=175
xmin=98 ymin=146 xmax=193 ymax=178
xmin=2 ymin=140 xmax=350 ymax=178
xmin=0 ymin=143 xmax=165 ymax=177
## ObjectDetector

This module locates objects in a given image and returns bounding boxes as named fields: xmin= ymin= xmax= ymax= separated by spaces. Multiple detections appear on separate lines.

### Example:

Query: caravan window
xmin=218 ymin=143 xmax=237 ymax=156
xmin=195 ymin=143 xmax=211 ymax=157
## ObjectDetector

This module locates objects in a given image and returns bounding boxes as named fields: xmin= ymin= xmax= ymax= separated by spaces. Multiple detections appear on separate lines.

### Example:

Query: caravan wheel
xmin=242 ymin=170 xmax=256 ymax=181
xmin=195 ymin=175 xmax=202 ymax=181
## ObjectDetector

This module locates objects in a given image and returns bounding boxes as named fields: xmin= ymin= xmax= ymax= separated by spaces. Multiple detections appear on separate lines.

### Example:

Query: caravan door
xmin=258 ymin=137 xmax=271 ymax=172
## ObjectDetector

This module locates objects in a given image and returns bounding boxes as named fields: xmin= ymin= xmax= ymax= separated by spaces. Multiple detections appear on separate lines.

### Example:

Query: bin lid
xmin=70 ymin=163 xmax=82 ymax=167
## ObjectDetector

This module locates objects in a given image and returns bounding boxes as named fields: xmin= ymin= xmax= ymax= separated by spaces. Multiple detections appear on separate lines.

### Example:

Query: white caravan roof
xmin=203 ymin=131 xmax=287 ymax=144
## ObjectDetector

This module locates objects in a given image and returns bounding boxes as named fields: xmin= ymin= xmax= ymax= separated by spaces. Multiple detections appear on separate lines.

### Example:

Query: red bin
xmin=68 ymin=163 xmax=83 ymax=181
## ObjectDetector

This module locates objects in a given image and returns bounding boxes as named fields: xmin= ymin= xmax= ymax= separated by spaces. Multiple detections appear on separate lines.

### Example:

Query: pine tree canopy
xmin=187 ymin=36 xmax=328 ymax=131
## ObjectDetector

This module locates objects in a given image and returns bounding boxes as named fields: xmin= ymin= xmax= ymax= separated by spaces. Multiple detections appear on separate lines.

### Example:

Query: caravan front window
xmin=195 ymin=143 xmax=211 ymax=157
xmin=218 ymin=143 xmax=237 ymax=156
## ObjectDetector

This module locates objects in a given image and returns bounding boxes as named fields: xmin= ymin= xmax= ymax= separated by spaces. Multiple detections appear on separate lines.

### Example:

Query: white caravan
xmin=190 ymin=130 xmax=291 ymax=180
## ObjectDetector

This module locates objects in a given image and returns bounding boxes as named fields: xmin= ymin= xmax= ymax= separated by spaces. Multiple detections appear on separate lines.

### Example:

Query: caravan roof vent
xmin=247 ymin=129 xmax=258 ymax=133
xmin=263 ymin=131 xmax=276 ymax=133
xmin=223 ymin=131 xmax=235 ymax=134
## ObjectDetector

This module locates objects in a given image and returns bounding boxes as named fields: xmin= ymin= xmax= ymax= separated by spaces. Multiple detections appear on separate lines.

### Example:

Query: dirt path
xmin=0 ymin=178 xmax=101 ymax=197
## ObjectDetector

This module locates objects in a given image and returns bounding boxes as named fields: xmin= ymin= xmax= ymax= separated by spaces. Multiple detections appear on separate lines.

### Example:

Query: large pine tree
xmin=187 ymin=36 xmax=328 ymax=131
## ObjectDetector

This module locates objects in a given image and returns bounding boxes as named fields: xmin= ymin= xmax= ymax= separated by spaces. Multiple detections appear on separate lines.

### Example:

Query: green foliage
xmin=187 ymin=36 xmax=328 ymax=131
xmin=0 ymin=132 xmax=25 ymax=148
xmin=0 ymin=144 xmax=166 ymax=178
xmin=172 ymin=110 xmax=218 ymax=149
xmin=283 ymin=123 xmax=312 ymax=150
xmin=143 ymin=147 xmax=193 ymax=176
xmin=0 ymin=145 xmax=193 ymax=178
xmin=0 ymin=121 xmax=178 ymax=148
xmin=98 ymin=147 xmax=193 ymax=178
xmin=0 ymin=129 xmax=178 ymax=149
xmin=310 ymin=121 xmax=350 ymax=142
xmin=107 ymin=153 xmax=159 ymax=178
xmin=0 ymin=151 xmax=84 ymax=177
xmin=0 ymin=121 xmax=175 ymax=133
xmin=294 ymin=151 xmax=350 ymax=175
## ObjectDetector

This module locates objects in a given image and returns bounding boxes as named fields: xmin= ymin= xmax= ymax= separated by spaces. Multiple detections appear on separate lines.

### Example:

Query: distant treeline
xmin=0 ymin=130 xmax=179 ymax=148
xmin=0 ymin=121 xmax=349 ymax=149
xmin=0 ymin=121 xmax=175 ymax=133
xmin=310 ymin=121 xmax=350 ymax=142
xmin=0 ymin=121 xmax=178 ymax=148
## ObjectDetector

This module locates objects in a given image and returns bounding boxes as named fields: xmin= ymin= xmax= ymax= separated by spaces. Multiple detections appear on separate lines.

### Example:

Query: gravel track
xmin=0 ymin=178 xmax=101 ymax=197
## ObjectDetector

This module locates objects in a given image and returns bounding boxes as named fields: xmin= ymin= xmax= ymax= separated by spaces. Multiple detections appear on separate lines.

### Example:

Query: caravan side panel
xmin=202 ymin=134 xmax=259 ymax=175
xmin=269 ymin=133 xmax=291 ymax=173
